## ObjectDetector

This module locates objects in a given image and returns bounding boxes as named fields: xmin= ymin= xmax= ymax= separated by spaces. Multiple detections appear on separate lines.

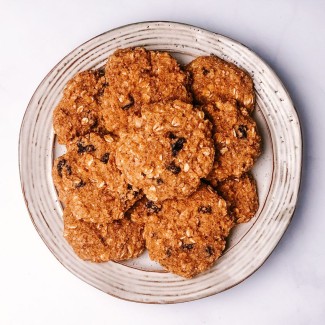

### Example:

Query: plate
xmin=19 ymin=21 xmax=302 ymax=303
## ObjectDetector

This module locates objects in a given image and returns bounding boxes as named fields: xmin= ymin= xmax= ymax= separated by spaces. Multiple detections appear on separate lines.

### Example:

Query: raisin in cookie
xmin=100 ymin=47 xmax=192 ymax=133
xmin=186 ymin=55 xmax=255 ymax=112
xmin=115 ymin=100 xmax=214 ymax=201
xmin=53 ymin=70 xmax=107 ymax=144
xmin=53 ymin=133 xmax=141 ymax=223
xmin=217 ymin=173 xmax=259 ymax=223
xmin=203 ymin=99 xmax=261 ymax=184
xmin=63 ymin=207 xmax=145 ymax=262
xmin=143 ymin=185 xmax=234 ymax=278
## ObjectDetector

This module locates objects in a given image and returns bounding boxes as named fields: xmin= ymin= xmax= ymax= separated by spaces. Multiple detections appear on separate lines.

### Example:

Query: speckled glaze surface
xmin=19 ymin=22 xmax=302 ymax=303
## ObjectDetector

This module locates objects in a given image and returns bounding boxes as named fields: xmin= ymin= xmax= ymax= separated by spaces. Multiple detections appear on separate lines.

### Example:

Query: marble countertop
xmin=1 ymin=0 xmax=324 ymax=324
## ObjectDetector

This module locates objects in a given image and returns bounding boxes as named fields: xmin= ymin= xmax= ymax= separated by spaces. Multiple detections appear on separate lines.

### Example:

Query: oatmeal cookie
xmin=143 ymin=185 xmax=234 ymax=278
xmin=217 ymin=173 xmax=259 ymax=223
xmin=63 ymin=207 xmax=145 ymax=262
xmin=186 ymin=55 xmax=255 ymax=112
xmin=100 ymin=47 xmax=191 ymax=133
xmin=53 ymin=70 xmax=107 ymax=144
xmin=115 ymin=100 xmax=214 ymax=201
xmin=203 ymin=99 xmax=261 ymax=184
xmin=53 ymin=133 xmax=141 ymax=223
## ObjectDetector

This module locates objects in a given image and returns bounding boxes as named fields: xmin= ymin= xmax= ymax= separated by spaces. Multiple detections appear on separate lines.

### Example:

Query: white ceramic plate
xmin=19 ymin=21 xmax=302 ymax=303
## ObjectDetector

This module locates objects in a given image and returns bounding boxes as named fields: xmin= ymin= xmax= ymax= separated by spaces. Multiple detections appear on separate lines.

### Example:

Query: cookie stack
xmin=52 ymin=47 xmax=261 ymax=278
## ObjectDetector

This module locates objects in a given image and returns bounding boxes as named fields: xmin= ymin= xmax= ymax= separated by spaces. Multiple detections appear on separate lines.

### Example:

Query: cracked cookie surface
xmin=202 ymin=99 xmax=261 ymax=184
xmin=115 ymin=100 xmax=214 ymax=201
xmin=53 ymin=70 xmax=107 ymax=144
xmin=142 ymin=185 xmax=234 ymax=278
xmin=53 ymin=133 xmax=141 ymax=223
xmin=63 ymin=207 xmax=145 ymax=262
xmin=100 ymin=47 xmax=192 ymax=133
xmin=217 ymin=173 xmax=259 ymax=223
xmin=186 ymin=55 xmax=255 ymax=112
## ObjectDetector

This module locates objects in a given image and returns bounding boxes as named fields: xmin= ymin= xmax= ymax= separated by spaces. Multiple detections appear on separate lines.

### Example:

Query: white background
xmin=1 ymin=0 xmax=325 ymax=324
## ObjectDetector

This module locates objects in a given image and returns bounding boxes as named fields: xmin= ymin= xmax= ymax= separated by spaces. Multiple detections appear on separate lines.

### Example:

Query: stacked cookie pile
xmin=52 ymin=47 xmax=261 ymax=278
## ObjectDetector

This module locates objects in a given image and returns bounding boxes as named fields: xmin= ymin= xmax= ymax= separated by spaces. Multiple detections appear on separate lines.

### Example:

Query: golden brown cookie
xmin=53 ymin=70 xmax=107 ymax=144
xmin=186 ymin=55 xmax=255 ymax=112
xmin=100 ymin=47 xmax=192 ymax=133
xmin=217 ymin=173 xmax=259 ymax=223
xmin=53 ymin=133 xmax=141 ymax=223
xmin=143 ymin=185 xmax=234 ymax=278
xmin=63 ymin=207 xmax=145 ymax=262
xmin=203 ymin=99 xmax=261 ymax=184
xmin=115 ymin=100 xmax=215 ymax=201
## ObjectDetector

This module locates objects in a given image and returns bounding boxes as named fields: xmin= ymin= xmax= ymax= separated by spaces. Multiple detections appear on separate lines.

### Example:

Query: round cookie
xmin=186 ymin=55 xmax=255 ymax=112
xmin=63 ymin=207 xmax=145 ymax=262
xmin=100 ymin=47 xmax=192 ymax=133
xmin=203 ymin=99 xmax=261 ymax=184
xmin=217 ymin=173 xmax=259 ymax=223
xmin=53 ymin=70 xmax=107 ymax=144
xmin=115 ymin=100 xmax=215 ymax=202
xmin=53 ymin=133 xmax=142 ymax=223
xmin=143 ymin=185 xmax=234 ymax=278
